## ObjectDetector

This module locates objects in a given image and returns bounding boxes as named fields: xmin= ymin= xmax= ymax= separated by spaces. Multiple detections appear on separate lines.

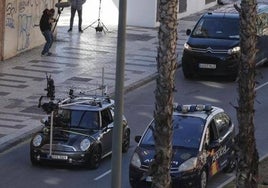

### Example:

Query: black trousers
xmin=70 ymin=7 xmax=82 ymax=29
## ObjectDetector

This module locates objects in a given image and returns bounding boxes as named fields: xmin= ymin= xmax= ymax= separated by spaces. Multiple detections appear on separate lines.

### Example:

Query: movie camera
xmin=38 ymin=70 xmax=108 ymax=114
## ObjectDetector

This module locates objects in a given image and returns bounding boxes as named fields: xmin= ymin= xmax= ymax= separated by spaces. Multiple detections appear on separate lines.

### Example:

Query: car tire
xmin=199 ymin=169 xmax=207 ymax=188
xmin=89 ymin=146 xmax=101 ymax=169
xmin=122 ymin=129 xmax=130 ymax=153
xmin=30 ymin=153 xmax=39 ymax=166
xmin=182 ymin=62 xmax=194 ymax=79
xmin=223 ymin=156 xmax=237 ymax=173
xmin=229 ymin=74 xmax=237 ymax=82
xmin=129 ymin=181 xmax=139 ymax=188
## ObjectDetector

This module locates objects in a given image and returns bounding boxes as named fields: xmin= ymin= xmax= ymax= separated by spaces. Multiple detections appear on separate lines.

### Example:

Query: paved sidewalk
xmin=0 ymin=1 xmax=241 ymax=153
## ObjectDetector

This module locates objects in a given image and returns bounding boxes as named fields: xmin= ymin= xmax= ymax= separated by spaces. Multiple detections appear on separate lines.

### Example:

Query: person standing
xmin=68 ymin=0 xmax=86 ymax=33
xmin=39 ymin=8 xmax=56 ymax=56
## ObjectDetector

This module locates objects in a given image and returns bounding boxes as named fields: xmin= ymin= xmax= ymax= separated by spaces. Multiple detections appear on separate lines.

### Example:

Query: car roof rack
xmin=58 ymin=92 xmax=112 ymax=108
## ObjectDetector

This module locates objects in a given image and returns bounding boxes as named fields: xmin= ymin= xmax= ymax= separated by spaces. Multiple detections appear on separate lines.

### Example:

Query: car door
xmin=100 ymin=108 xmax=113 ymax=155
xmin=205 ymin=112 xmax=234 ymax=177
xmin=212 ymin=112 xmax=234 ymax=171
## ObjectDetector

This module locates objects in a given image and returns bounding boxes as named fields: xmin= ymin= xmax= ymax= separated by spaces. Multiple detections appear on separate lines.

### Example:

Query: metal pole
xmin=49 ymin=111 xmax=53 ymax=157
xmin=102 ymin=67 xmax=104 ymax=96
xmin=111 ymin=0 xmax=127 ymax=187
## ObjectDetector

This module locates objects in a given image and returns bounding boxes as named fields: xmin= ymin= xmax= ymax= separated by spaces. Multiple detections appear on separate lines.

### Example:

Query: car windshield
xmin=140 ymin=115 xmax=205 ymax=149
xmin=192 ymin=16 xmax=239 ymax=39
xmin=56 ymin=109 xmax=100 ymax=130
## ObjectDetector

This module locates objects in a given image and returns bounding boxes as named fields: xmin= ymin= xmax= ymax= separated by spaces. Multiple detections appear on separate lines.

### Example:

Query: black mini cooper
xmin=30 ymin=94 xmax=130 ymax=169
xmin=129 ymin=104 xmax=236 ymax=188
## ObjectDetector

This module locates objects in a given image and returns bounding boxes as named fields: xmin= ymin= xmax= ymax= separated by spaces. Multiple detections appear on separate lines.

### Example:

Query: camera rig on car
xmin=37 ymin=72 xmax=110 ymax=157
xmin=38 ymin=72 xmax=110 ymax=115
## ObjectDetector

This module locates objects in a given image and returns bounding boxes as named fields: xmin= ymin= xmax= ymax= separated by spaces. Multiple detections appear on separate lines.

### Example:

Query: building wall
xmin=0 ymin=1 xmax=6 ymax=61
xmin=0 ymin=0 xmax=216 ymax=60
xmin=1 ymin=0 xmax=56 ymax=60
xmin=127 ymin=0 xmax=217 ymax=27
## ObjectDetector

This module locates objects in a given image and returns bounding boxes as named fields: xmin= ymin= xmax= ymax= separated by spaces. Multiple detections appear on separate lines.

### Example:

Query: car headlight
xmin=184 ymin=43 xmax=192 ymax=51
xmin=80 ymin=138 xmax=91 ymax=151
xmin=131 ymin=152 xmax=141 ymax=168
xmin=32 ymin=134 xmax=42 ymax=147
xmin=178 ymin=157 xmax=197 ymax=172
xmin=227 ymin=46 xmax=240 ymax=54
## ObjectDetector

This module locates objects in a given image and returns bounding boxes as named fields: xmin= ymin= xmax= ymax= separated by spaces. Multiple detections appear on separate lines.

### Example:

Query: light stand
xmin=83 ymin=0 xmax=108 ymax=33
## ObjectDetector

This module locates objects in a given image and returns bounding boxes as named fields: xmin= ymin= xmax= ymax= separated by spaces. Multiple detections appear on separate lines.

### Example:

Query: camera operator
xmin=40 ymin=8 xmax=56 ymax=56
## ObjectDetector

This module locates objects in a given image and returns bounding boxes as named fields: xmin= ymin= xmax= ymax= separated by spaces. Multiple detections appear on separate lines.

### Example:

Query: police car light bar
xmin=175 ymin=104 xmax=212 ymax=113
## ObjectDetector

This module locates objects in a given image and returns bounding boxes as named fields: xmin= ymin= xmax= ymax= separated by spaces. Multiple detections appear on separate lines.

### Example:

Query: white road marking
xmin=94 ymin=169 xmax=111 ymax=181
xmin=255 ymin=81 xmax=268 ymax=91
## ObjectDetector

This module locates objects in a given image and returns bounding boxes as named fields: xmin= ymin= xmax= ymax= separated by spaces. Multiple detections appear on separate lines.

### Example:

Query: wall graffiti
xmin=6 ymin=1 xmax=17 ymax=28
xmin=4 ymin=0 xmax=52 ymax=53
xmin=17 ymin=14 xmax=32 ymax=51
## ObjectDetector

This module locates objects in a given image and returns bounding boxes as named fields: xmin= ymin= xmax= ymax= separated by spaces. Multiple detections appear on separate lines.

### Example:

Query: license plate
xmin=51 ymin=155 xmax=68 ymax=160
xmin=199 ymin=63 xmax=216 ymax=69
xmin=146 ymin=176 xmax=152 ymax=182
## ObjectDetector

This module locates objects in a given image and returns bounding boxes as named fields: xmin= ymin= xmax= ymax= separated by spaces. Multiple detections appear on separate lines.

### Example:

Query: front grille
xmin=191 ymin=47 xmax=228 ymax=54
xmin=42 ymin=144 xmax=76 ymax=152
xmin=141 ymin=164 xmax=179 ymax=173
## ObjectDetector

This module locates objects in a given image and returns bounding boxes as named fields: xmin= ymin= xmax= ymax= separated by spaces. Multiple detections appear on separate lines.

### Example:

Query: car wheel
xmin=30 ymin=153 xmax=39 ymax=166
xmin=182 ymin=62 xmax=194 ymax=79
xmin=122 ymin=129 xmax=130 ymax=153
xmin=223 ymin=157 xmax=237 ymax=173
xmin=89 ymin=146 xmax=101 ymax=169
xmin=129 ymin=181 xmax=139 ymax=188
xmin=229 ymin=74 xmax=237 ymax=82
xmin=199 ymin=169 xmax=207 ymax=188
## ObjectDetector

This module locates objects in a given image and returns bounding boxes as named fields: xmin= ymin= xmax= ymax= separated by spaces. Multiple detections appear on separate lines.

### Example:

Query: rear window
xmin=192 ymin=16 xmax=239 ymax=39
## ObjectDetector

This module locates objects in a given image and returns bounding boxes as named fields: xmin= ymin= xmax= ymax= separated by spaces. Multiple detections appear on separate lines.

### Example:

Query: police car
xmin=129 ymin=104 xmax=236 ymax=188
xmin=30 ymin=76 xmax=130 ymax=168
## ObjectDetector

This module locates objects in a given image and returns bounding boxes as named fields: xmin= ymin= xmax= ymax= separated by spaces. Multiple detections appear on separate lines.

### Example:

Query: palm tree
xmin=235 ymin=0 xmax=259 ymax=187
xmin=149 ymin=0 xmax=178 ymax=187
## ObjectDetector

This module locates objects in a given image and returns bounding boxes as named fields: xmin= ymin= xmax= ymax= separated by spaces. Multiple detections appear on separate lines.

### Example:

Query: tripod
xmin=83 ymin=0 xmax=108 ymax=33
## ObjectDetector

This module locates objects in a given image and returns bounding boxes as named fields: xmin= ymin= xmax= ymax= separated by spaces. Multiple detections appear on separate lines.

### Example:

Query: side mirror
xmin=40 ymin=117 xmax=48 ymax=125
xmin=135 ymin=136 xmax=142 ymax=143
xmin=186 ymin=29 xmax=191 ymax=36
xmin=107 ymin=124 xmax=113 ymax=129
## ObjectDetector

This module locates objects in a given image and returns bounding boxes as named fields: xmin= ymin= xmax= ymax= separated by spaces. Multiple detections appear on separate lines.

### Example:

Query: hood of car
xmin=136 ymin=145 xmax=198 ymax=168
xmin=187 ymin=37 xmax=239 ymax=50
xmin=41 ymin=128 xmax=98 ymax=147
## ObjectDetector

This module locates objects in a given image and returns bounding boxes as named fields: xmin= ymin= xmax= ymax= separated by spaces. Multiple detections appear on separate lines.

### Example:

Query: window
xmin=192 ymin=16 xmax=239 ymax=39
xmin=101 ymin=108 xmax=113 ymax=128
xmin=214 ymin=113 xmax=231 ymax=138
xmin=60 ymin=109 xmax=99 ymax=129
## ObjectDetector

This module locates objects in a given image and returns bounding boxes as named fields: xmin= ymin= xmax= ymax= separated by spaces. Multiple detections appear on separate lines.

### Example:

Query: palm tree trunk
xmin=236 ymin=0 xmax=259 ymax=187
xmin=150 ymin=0 xmax=178 ymax=187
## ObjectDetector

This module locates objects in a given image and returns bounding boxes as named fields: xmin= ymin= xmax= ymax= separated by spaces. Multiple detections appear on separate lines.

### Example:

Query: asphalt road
xmin=1 ymin=66 xmax=268 ymax=188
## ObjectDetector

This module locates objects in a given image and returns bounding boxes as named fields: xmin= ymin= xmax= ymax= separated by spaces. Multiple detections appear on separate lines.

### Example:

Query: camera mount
xmin=83 ymin=0 xmax=108 ymax=33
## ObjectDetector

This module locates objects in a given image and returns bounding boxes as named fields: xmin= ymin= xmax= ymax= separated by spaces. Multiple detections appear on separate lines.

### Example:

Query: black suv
xmin=181 ymin=4 xmax=268 ymax=80
xmin=129 ymin=104 xmax=236 ymax=188
xmin=30 ymin=77 xmax=130 ymax=169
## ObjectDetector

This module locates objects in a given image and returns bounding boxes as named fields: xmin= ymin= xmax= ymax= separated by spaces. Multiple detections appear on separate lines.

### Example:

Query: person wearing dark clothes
xmin=40 ymin=8 xmax=55 ymax=56
xmin=68 ymin=0 xmax=86 ymax=33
